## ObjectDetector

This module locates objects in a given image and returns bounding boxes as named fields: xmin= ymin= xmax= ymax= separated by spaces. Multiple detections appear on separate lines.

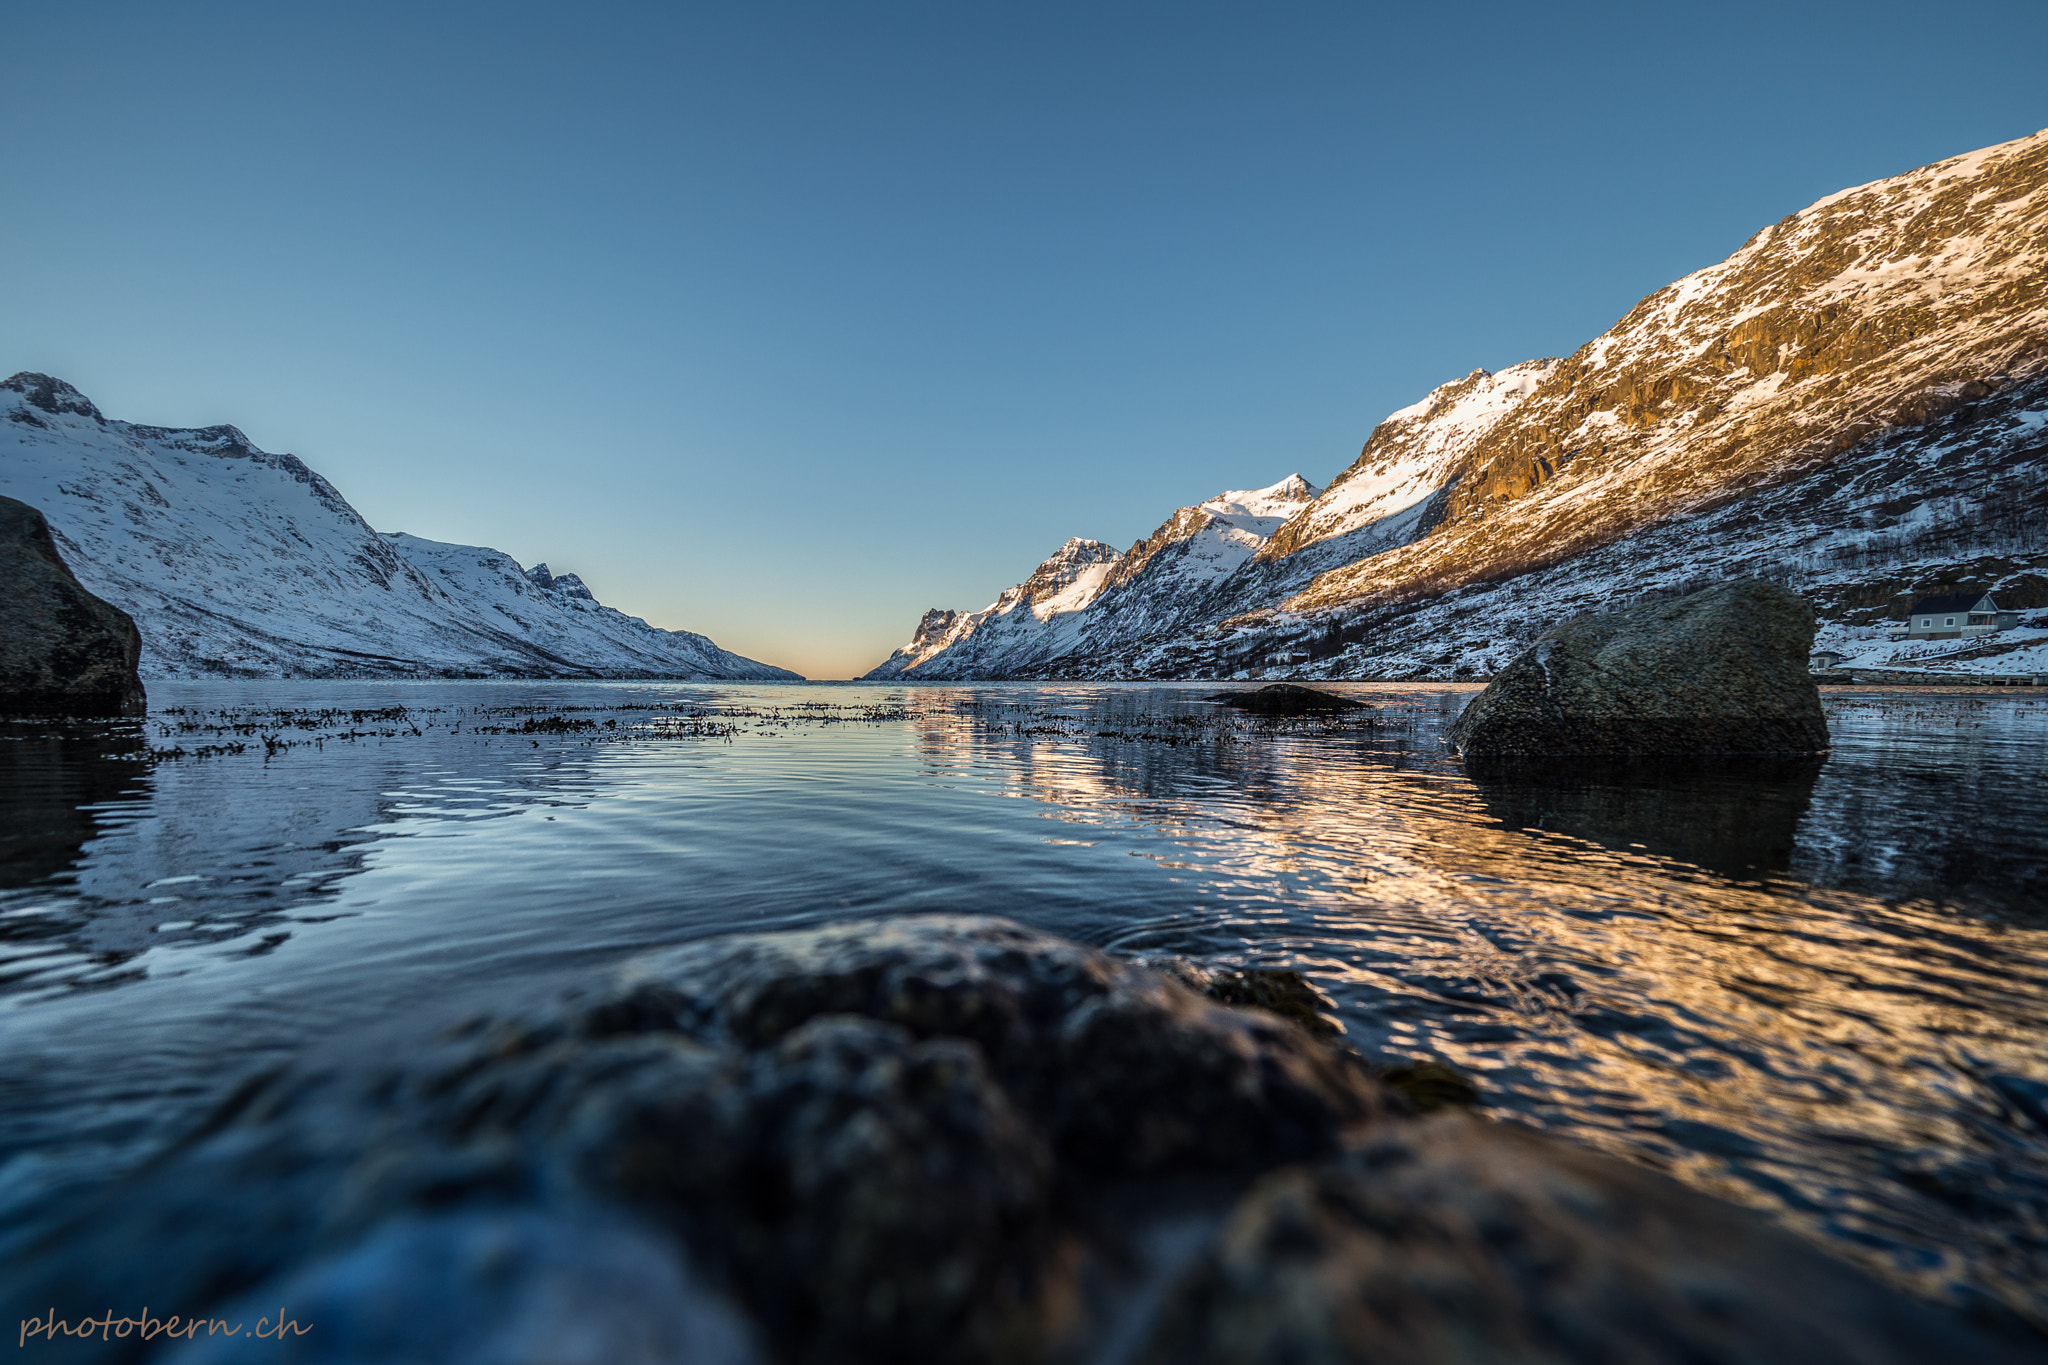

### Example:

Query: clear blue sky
xmin=6 ymin=2 xmax=2045 ymax=677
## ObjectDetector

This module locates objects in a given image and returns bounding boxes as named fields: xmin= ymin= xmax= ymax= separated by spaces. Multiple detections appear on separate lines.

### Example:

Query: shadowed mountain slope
xmin=0 ymin=375 xmax=799 ymax=680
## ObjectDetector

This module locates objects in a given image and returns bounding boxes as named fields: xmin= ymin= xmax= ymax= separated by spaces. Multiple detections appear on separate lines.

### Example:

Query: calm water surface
xmin=2 ymin=681 xmax=2045 ymax=1326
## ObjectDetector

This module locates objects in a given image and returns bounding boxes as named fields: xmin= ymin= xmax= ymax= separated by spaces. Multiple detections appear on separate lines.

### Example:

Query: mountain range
xmin=868 ymin=129 xmax=2048 ymax=682
xmin=0 ymin=373 xmax=798 ymax=680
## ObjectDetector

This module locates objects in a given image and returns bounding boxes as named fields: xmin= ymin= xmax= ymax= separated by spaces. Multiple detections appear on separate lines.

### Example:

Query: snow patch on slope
xmin=1264 ymin=360 xmax=1558 ymax=560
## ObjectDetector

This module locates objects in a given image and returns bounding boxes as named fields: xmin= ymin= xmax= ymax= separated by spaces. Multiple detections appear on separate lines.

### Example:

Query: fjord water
xmin=2 ymin=682 xmax=2045 ymax=1325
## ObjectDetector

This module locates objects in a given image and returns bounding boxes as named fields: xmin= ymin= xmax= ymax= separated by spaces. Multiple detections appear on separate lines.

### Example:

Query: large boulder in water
xmin=1445 ymin=579 xmax=1827 ymax=759
xmin=0 ymin=495 xmax=145 ymax=718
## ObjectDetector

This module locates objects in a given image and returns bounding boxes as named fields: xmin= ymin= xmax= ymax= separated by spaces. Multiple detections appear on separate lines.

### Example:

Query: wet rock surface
xmin=1446 ymin=579 xmax=1829 ymax=758
xmin=0 ymin=495 xmax=145 ymax=718
xmin=7 ymin=916 xmax=2023 ymax=1363
xmin=173 ymin=1212 xmax=763 ymax=1365
xmin=1210 ymin=683 xmax=1366 ymax=715
xmin=1138 ymin=1115 xmax=2021 ymax=1365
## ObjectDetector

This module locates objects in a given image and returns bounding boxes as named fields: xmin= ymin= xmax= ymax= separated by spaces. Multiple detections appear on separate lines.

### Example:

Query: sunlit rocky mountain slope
xmin=0 ymin=374 xmax=798 ymax=679
xmin=870 ymin=129 xmax=2048 ymax=681
xmin=866 ymin=477 xmax=1318 ymax=678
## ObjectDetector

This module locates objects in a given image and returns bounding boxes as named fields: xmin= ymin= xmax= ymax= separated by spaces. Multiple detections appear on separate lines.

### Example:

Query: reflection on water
xmin=0 ymin=681 xmax=2044 ymax=1328
xmin=0 ymin=722 xmax=149 ymax=889
xmin=1466 ymin=757 xmax=1824 ymax=879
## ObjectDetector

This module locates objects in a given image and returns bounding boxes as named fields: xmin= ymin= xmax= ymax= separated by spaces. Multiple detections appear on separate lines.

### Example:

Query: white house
xmin=1899 ymin=592 xmax=2020 ymax=640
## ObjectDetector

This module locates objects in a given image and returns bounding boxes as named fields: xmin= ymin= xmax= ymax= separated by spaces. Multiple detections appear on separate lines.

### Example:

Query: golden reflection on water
xmin=909 ymin=686 xmax=2048 ymax=1322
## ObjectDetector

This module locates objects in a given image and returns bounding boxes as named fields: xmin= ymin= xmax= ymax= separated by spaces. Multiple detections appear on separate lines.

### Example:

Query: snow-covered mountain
xmin=865 ymin=475 xmax=1317 ymax=679
xmin=0 ymin=374 xmax=799 ymax=680
xmin=871 ymin=129 xmax=2048 ymax=681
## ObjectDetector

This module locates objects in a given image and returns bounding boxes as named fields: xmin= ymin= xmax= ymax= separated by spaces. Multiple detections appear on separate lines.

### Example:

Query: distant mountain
xmin=0 ymin=374 xmax=799 ymax=680
xmin=870 ymin=129 xmax=2048 ymax=682
xmin=866 ymin=476 xmax=1317 ymax=679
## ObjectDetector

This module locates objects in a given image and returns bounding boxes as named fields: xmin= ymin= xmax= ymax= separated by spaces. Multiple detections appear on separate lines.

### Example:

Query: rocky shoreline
xmin=8 ymin=917 xmax=2026 ymax=1364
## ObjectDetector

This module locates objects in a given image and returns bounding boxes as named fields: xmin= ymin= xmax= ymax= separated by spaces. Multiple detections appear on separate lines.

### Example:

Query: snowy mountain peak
xmin=910 ymin=608 xmax=962 ymax=648
xmin=4 ymin=372 xmax=105 ymax=423
xmin=1200 ymin=473 xmax=1319 ymax=520
xmin=1260 ymin=358 xmax=1563 ymax=564
xmin=550 ymin=572 xmax=596 ymax=601
xmin=1377 ymin=359 xmax=1557 ymax=430
xmin=1022 ymin=538 xmax=1122 ymax=603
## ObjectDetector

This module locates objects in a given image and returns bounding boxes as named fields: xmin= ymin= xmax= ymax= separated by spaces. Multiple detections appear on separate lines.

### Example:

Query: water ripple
xmin=0 ymin=680 xmax=2044 ymax=1323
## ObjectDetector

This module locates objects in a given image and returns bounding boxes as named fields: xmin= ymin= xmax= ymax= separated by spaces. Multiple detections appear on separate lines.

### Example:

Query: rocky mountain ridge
xmin=865 ymin=475 xmax=1318 ymax=679
xmin=869 ymin=129 xmax=2048 ymax=682
xmin=0 ymin=373 xmax=799 ymax=680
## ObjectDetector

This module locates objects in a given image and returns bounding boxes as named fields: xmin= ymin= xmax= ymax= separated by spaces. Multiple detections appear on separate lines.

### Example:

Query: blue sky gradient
xmin=6 ymin=2 xmax=2046 ymax=676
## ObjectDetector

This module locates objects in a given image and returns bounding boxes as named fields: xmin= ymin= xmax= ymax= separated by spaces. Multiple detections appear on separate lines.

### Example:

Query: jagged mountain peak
xmin=1021 ymin=537 xmax=1122 ymax=604
xmin=3 ymin=372 xmax=105 ymax=423
xmin=519 ymin=562 xmax=592 ymax=599
xmin=550 ymin=571 xmax=595 ymax=601
xmin=1261 ymin=359 xmax=1561 ymax=563
xmin=911 ymin=607 xmax=961 ymax=645
xmin=1201 ymin=473 xmax=1319 ymax=520
xmin=1379 ymin=359 xmax=1559 ymax=430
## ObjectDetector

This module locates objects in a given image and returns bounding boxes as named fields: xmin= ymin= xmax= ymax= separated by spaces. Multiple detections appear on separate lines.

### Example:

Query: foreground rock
xmin=0 ymin=495 xmax=145 ymax=717
xmin=1445 ymin=579 xmax=1828 ymax=759
xmin=7 ymin=916 xmax=2020 ymax=1364
xmin=1212 ymin=683 xmax=1366 ymax=715
xmin=1139 ymin=1117 xmax=1990 ymax=1365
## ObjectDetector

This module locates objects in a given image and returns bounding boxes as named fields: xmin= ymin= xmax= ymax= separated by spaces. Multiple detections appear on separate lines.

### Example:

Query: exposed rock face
xmin=1287 ymin=129 xmax=2048 ymax=619
xmin=0 ymin=495 xmax=145 ymax=717
xmin=1444 ymin=580 xmax=1829 ymax=758
xmin=1137 ymin=1116 xmax=2003 ymax=1365
xmin=12 ymin=915 xmax=2019 ymax=1365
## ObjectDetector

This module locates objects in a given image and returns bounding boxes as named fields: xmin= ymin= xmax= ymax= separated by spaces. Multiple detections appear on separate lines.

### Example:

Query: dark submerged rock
xmin=1138 ymin=1114 xmax=2030 ymax=1365
xmin=0 ymin=495 xmax=146 ymax=718
xmin=8 ymin=916 xmax=2023 ymax=1365
xmin=1445 ymin=578 xmax=1828 ymax=759
xmin=1371 ymin=1059 xmax=1482 ymax=1114
xmin=1211 ymin=683 xmax=1365 ymax=715
xmin=1145 ymin=959 xmax=1345 ymax=1038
